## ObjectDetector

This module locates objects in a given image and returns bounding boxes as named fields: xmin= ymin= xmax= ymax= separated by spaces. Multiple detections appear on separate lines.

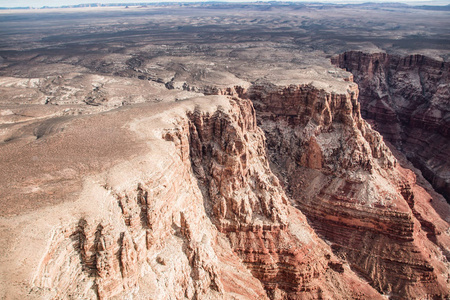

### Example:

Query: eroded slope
xmin=332 ymin=51 xmax=450 ymax=201
xmin=245 ymin=76 xmax=450 ymax=299
xmin=0 ymin=94 xmax=382 ymax=299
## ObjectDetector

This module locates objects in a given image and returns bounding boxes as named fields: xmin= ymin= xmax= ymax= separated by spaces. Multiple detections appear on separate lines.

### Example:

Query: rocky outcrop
xmin=8 ymin=97 xmax=268 ymax=300
xmin=331 ymin=51 xmax=450 ymax=201
xmin=13 ymin=95 xmax=380 ymax=299
xmin=167 ymin=96 xmax=381 ymax=299
xmin=247 ymin=81 xmax=450 ymax=299
xmin=30 ymin=157 xmax=231 ymax=300
xmin=2 ymin=72 xmax=449 ymax=299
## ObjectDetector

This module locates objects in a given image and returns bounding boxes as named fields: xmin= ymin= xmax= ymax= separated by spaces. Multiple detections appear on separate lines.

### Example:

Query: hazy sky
xmin=0 ymin=0 xmax=448 ymax=7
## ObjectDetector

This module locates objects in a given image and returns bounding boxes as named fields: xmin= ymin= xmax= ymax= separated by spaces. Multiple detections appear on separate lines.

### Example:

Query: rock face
xmin=1 ymin=70 xmax=449 ymax=300
xmin=246 ymin=80 xmax=450 ymax=299
xmin=182 ymin=97 xmax=380 ymax=299
xmin=7 ymin=97 xmax=267 ymax=300
xmin=331 ymin=51 xmax=450 ymax=201
xmin=1 ymin=95 xmax=382 ymax=299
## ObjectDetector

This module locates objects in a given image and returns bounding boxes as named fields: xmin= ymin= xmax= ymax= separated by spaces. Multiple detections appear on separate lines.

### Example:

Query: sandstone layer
xmin=332 ymin=51 xmax=450 ymax=201
xmin=241 ymin=76 xmax=450 ymax=299
xmin=0 ymin=92 xmax=384 ymax=299
xmin=1 ymin=66 xmax=450 ymax=299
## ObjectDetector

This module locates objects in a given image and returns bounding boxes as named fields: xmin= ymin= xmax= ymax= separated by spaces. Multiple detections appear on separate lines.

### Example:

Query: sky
xmin=0 ymin=0 xmax=449 ymax=7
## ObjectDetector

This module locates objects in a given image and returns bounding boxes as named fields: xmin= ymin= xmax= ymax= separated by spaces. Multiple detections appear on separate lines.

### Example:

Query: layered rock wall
xmin=4 ymin=73 xmax=449 ymax=300
xmin=24 ymin=98 xmax=270 ymax=300
xmin=247 ymin=82 xmax=450 ymax=299
xmin=332 ymin=51 xmax=450 ymax=201
xmin=25 ymin=95 xmax=381 ymax=299
xmin=172 ymin=97 xmax=380 ymax=299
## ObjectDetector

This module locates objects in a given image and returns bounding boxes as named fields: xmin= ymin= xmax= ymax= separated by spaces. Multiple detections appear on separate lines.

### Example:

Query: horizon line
xmin=1 ymin=0 xmax=450 ymax=9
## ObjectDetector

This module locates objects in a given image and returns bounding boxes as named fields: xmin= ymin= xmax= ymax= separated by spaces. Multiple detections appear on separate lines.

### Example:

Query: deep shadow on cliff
xmin=332 ymin=51 xmax=450 ymax=202
xmin=243 ymin=80 xmax=450 ymax=299
xmin=1 ymin=69 xmax=449 ymax=299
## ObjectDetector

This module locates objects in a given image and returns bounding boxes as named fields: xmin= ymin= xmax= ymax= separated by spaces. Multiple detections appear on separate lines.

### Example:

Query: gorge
xmin=332 ymin=51 xmax=450 ymax=202
xmin=0 ymin=3 xmax=449 ymax=299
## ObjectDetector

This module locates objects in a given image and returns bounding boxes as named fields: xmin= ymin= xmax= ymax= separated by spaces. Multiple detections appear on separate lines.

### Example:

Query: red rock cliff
xmin=13 ymin=95 xmax=381 ymax=299
xmin=2 ymin=72 xmax=449 ymax=300
xmin=180 ymin=97 xmax=381 ymax=299
xmin=332 ymin=51 xmax=450 ymax=202
xmin=247 ymin=81 xmax=450 ymax=299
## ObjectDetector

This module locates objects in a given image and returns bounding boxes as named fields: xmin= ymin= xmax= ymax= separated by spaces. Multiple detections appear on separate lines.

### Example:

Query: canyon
xmin=0 ymin=3 xmax=449 ymax=300
xmin=332 ymin=51 xmax=450 ymax=202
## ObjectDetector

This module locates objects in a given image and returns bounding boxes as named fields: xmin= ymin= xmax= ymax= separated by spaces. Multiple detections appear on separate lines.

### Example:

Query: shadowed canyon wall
xmin=20 ymin=95 xmax=382 ymax=299
xmin=245 ymin=81 xmax=450 ymax=299
xmin=332 ymin=51 xmax=450 ymax=202
xmin=2 ymin=76 xmax=449 ymax=299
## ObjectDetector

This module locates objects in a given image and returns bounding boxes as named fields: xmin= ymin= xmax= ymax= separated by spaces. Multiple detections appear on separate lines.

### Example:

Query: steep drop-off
xmin=245 ymin=79 xmax=450 ymax=299
xmin=2 ymin=97 xmax=268 ymax=300
xmin=1 ymin=94 xmax=381 ymax=299
xmin=1 ymin=68 xmax=449 ymax=299
xmin=183 ymin=97 xmax=380 ymax=299
xmin=332 ymin=51 xmax=450 ymax=201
